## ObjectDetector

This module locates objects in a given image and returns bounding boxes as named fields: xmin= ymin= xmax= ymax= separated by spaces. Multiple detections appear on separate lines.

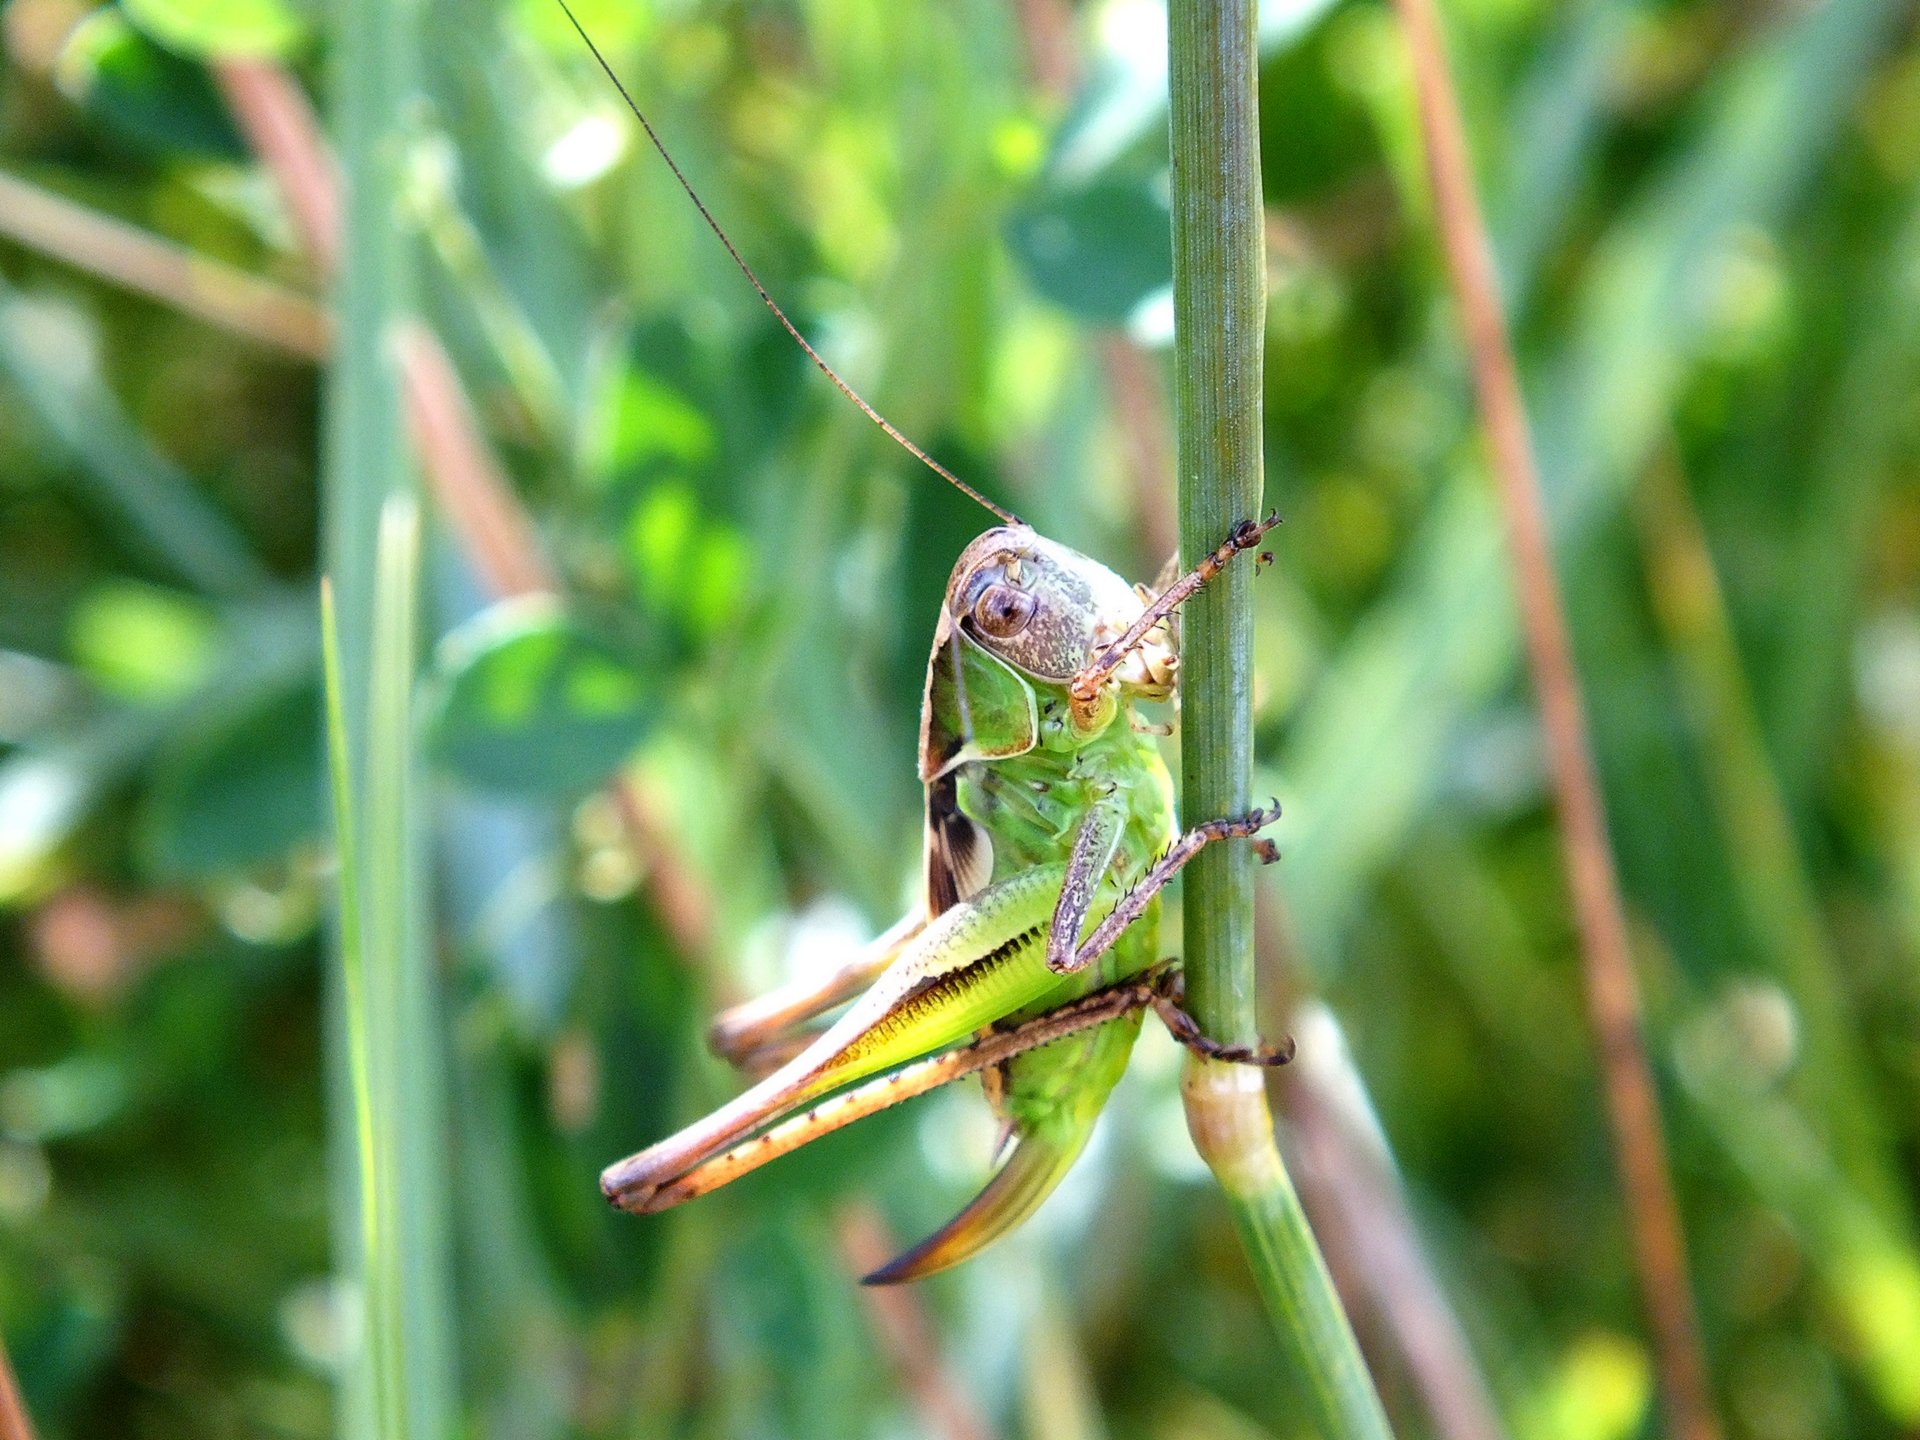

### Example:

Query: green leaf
xmin=1006 ymin=177 xmax=1172 ymax=326
xmin=55 ymin=11 xmax=249 ymax=159
xmin=591 ymin=370 xmax=717 ymax=483
xmin=623 ymin=482 xmax=749 ymax=637
xmin=121 ymin=0 xmax=309 ymax=60
xmin=67 ymin=580 xmax=217 ymax=703
xmin=427 ymin=597 xmax=656 ymax=798
xmin=139 ymin=679 xmax=323 ymax=878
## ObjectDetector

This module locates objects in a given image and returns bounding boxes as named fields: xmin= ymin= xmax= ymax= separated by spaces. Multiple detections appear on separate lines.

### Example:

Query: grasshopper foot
xmin=1230 ymin=510 xmax=1280 ymax=541
xmin=1191 ymin=799 xmax=1282 ymax=846
xmin=1216 ymin=511 xmax=1280 ymax=571
xmin=1151 ymin=969 xmax=1294 ymax=1068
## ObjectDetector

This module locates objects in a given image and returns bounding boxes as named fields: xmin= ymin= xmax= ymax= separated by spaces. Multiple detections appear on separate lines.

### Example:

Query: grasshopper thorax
xmin=943 ymin=528 xmax=1175 ymax=704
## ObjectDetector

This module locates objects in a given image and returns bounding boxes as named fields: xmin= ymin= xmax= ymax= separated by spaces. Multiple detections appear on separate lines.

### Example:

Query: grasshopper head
xmin=944 ymin=528 xmax=1174 ymax=699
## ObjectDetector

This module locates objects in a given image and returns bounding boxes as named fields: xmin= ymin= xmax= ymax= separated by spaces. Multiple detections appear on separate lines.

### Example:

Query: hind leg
xmin=706 ymin=908 xmax=925 ymax=1069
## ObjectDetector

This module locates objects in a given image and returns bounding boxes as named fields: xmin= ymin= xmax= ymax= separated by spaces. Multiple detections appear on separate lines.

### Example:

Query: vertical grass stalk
xmin=321 ymin=579 xmax=390 ymax=1437
xmin=1167 ymin=4 xmax=1392 ymax=1436
xmin=324 ymin=501 xmax=452 ymax=1440
xmin=325 ymin=0 xmax=453 ymax=1429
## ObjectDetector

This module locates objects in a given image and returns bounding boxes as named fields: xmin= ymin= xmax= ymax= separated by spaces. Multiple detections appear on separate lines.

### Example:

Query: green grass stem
xmin=324 ymin=0 xmax=452 ymax=1429
xmin=320 ymin=577 xmax=391 ymax=1435
xmin=322 ymin=499 xmax=452 ymax=1440
xmin=1166 ymin=3 xmax=1393 ymax=1435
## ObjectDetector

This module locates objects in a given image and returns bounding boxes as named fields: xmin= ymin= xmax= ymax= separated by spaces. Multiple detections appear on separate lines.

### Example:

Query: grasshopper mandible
xmin=563 ymin=3 xmax=1288 ymax=1285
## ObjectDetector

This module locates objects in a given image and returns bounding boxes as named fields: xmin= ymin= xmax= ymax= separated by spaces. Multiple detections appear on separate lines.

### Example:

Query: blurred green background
xmin=3 ymin=0 xmax=1920 ymax=1436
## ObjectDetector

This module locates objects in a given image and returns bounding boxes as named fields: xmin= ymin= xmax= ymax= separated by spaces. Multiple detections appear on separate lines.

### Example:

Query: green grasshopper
xmin=564 ymin=4 xmax=1288 ymax=1285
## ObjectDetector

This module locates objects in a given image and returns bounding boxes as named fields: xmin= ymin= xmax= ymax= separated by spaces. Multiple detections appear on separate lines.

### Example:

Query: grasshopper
xmin=564 ymin=4 xmax=1288 ymax=1285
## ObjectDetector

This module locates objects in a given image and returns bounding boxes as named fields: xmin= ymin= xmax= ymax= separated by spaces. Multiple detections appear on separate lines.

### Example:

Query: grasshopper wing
xmin=920 ymin=621 xmax=1037 ymax=913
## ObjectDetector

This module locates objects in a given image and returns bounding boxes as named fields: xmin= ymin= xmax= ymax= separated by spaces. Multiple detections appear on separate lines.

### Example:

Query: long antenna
xmin=554 ymin=0 xmax=1023 ymax=528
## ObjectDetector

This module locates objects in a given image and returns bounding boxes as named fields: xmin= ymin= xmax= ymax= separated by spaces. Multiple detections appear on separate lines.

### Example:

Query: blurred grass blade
xmin=0 ymin=276 xmax=268 ymax=598
xmin=1491 ymin=0 xmax=1633 ymax=302
xmin=1277 ymin=0 xmax=1903 ymax=968
xmin=323 ymin=500 xmax=452 ymax=1440
xmin=362 ymin=497 xmax=436 ymax=1440
xmin=1391 ymin=0 xmax=1719 ymax=1433
xmin=1283 ymin=1002 xmax=1510 ymax=1440
xmin=1637 ymin=454 xmax=1906 ymax=1213
xmin=1635 ymin=454 xmax=1920 ymax=1420
xmin=323 ymin=0 xmax=451 ymax=1430
xmin=320 ymin=575 xmax=386 ymax=1431
xmin=1767 ymin=191 xmax=1920 ymax=778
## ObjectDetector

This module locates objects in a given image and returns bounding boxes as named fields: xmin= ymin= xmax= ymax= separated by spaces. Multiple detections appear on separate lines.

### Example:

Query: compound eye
xmin=972 ymin=582 xmax=1036 ymax=638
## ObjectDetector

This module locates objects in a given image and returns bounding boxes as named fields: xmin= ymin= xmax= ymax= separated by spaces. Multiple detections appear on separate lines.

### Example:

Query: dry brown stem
xmin=1390 ymin=2 xmax=1719 ymax=1437
xmin=0 ymin=170 xmax=328 ymax=357
xmin=212 ymin=60 xmax=342 ymax=274
xmin=1253 ymin=898 xmax=1507 ymax=1440
xmin=1011 ymin=0 xmax=1075 ymax=101
xmin=1098 ymin=335 xmax=1178 ymax=565
xmin=391 ymin=321 xmax=553 ymax=597
xmin=1285 ymin=1053 xmax=1508 ymax=1440
xmin=835 ymin=1206 xmax=997 ymax=1440
xmin=0 ymin=1332 xmax=36 ymax=1440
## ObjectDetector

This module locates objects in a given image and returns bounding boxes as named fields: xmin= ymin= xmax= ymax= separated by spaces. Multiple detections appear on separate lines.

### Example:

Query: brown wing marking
xmin=925 ymin=772 xmax=993 ymax=916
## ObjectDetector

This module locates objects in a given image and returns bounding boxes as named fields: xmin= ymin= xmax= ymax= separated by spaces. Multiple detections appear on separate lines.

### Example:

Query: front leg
xmin=1069 ymin=511 xmax=1279 ymax=714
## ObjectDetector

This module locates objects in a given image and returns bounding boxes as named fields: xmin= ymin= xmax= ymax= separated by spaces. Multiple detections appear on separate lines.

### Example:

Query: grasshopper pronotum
xmin=562 ymin=2 xmax=1287 ymax=1285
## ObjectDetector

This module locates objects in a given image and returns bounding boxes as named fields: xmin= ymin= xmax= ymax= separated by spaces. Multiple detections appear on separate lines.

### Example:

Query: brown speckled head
xmin=941 ymin=528 xmax=1173 ymax=696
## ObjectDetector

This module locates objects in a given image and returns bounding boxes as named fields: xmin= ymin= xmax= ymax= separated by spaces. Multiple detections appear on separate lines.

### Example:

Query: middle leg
xmin=1049 ymin=802 xmax=1282 ymax=975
